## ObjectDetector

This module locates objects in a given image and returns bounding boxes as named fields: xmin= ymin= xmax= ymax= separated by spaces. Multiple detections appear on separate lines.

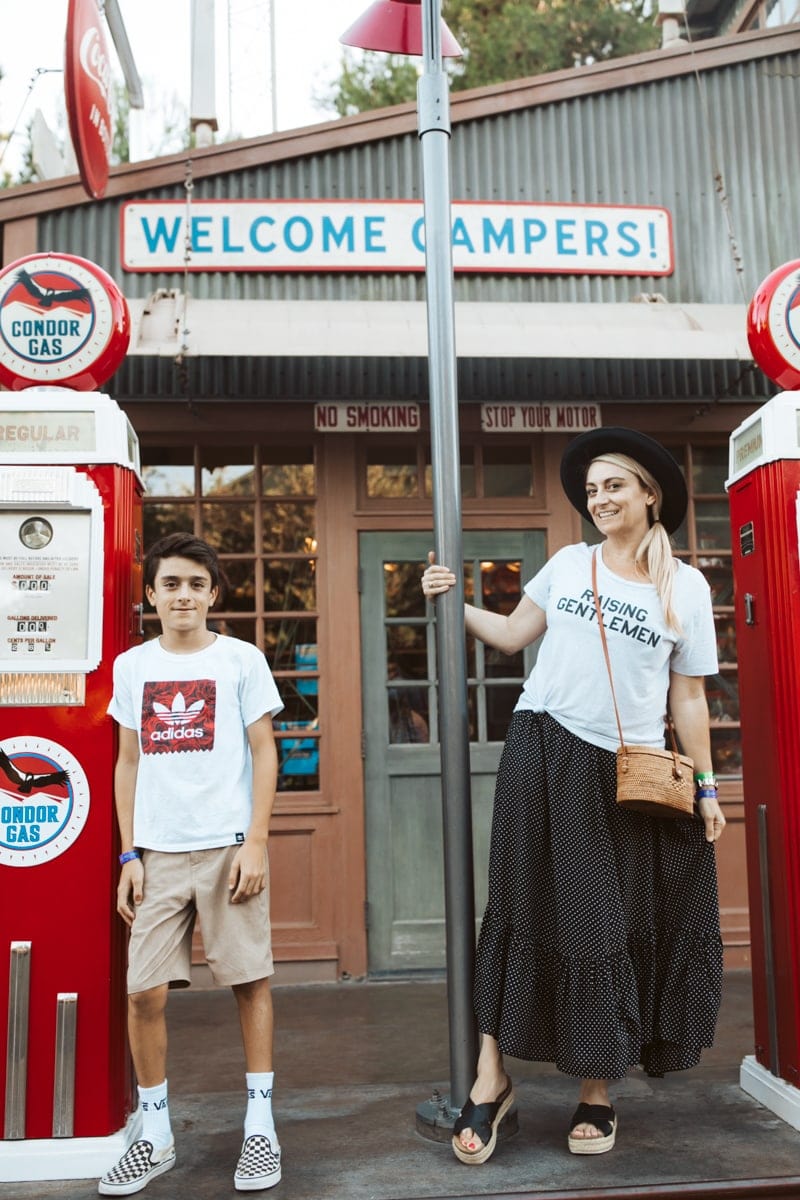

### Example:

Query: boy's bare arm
xmin=114 ymin=726 xmax=143 ymax=926
xmin=229 ymin=714 xmax=279 ymax=903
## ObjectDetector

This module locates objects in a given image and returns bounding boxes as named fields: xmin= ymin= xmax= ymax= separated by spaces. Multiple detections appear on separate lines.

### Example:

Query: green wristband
xmin=693 ymin=771 xmax=716 ymax=785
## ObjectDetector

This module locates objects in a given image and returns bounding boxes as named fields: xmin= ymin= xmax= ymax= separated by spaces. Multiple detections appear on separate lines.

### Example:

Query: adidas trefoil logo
xmin=151 ymin=691 xmax=205 ymax=742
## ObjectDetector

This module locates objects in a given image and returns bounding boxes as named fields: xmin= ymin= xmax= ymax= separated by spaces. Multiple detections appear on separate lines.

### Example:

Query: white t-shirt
xmin=108 ymin=635 xmax=284 ymax=852
xmin=515 ymin=542 xmax=719 ymax=752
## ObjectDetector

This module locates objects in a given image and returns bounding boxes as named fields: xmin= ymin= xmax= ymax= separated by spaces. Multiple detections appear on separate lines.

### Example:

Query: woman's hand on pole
xmin=422 ymin=550 xmax=457 ymax=599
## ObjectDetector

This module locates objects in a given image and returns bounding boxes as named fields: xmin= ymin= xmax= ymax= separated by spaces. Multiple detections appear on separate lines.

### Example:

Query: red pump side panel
xmin=728 ymin=460 xmax=800 ymax=1087
xmin=0 ymin=463 xmax=142 ymax=1139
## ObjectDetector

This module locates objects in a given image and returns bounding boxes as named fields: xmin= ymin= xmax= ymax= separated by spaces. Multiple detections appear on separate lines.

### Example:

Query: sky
xmin=0 ymin=0 xmax=371 ymax=178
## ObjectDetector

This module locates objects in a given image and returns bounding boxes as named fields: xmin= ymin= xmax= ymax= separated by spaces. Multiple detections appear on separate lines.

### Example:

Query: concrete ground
xmin=4 ymin=970 xmax=800 ymax=1200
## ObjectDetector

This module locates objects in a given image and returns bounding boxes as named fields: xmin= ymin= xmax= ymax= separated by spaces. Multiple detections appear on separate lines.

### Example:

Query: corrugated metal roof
xmin=5 ymin=25 xmax=795 ymax=406
xmin=35 ymin=39 xmax=800 ymax=312
xmin=109 ymin=352 xmax=770 ymax=406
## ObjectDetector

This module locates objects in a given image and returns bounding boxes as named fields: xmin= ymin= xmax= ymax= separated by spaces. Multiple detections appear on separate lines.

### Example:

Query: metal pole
xmin=417 ymin=0 xmax=478 ymax=1120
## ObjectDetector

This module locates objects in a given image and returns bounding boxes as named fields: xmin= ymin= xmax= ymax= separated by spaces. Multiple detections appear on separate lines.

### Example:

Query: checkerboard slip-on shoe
xmin=234 ymin=1134 xmax=282 ymax=1191
xmin=98 ymin=1139 xmax=176 ymax=1195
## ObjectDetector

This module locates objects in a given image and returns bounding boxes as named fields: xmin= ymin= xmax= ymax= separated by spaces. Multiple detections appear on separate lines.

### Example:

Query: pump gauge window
xmin=19 ymin=517 xmax=53 ymax=550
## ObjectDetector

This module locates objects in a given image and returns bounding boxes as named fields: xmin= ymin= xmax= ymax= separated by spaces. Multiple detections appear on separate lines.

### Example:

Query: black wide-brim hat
xmin=560 ymin=427 xmax=687 ymax=534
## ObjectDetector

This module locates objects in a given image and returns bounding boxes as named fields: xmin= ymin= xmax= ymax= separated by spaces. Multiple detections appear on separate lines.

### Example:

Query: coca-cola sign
xmin=64 ymin=0 xmax=113 ymax=199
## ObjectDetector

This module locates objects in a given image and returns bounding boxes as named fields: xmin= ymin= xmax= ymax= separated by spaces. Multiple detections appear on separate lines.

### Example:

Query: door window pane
xmin=707 ymin=670 xmax=740 ymax=723
xmin=262 ymin=502 xmax=316 ymax=553
xmin=200 ymin=504 xmax=255 ymax=553
xmin=486 ymin=684 xmax=520 ymax=740
xmin=701 ymin=560 xmax=734 ymax=607
xmin=264 ymin=619 xmax=318 ymax=671
xmin=201 ymin=450 xmax=255 ymax=496
xmin=367 ymin=446 xmax=419 ymax=497
xmin=143 ymin=460 xmax=194 ymax=496
xmin=388 ymin=685 xmax=430 ymax=744
xmin=715 ymin=614 xmax=737 ymax=663
xmin=276 ymin=722 xmax=319 ymax=791
xmin=384 ymin=560 xmax=426 ymax=619
xmin=692 ymin=446 xmax=728 ymax=493
xmin=712 ymin=727 xmax=742 ymax=775
xmin=695 ymin=499 xmax=731 ymax=551
xmin=214 ymin=618 xmax=256 ymax=644
xmin=387 ymin=624 xmax=428 ymax=680
xmin=261 ymin=449 xmax=314 ymax=495
xmin=220 ymin=559 xmax=256 ymax=611
xmin=264 ymin=561 xmax=316 ymax=611
xmin=423 ymin=446 xmax=475 ymax=499
xmin=143 ymin=503 xmax=194 ymax=546
xmin=481 ymin=560 xmax=521 ymax=614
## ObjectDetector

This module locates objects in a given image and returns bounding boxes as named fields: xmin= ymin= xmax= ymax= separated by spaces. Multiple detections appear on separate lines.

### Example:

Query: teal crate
xmin=278 ymin=719 xmax=318 ymax=776
xmin=295 ymin=643 xmax=318 ymax=696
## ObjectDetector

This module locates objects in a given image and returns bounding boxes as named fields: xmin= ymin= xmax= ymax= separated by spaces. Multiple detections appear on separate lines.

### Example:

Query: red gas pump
xmin=726 ymin=262 xmax=800 ymax=1132
xmin=0 ymin=256 xmax=142 ymax=1180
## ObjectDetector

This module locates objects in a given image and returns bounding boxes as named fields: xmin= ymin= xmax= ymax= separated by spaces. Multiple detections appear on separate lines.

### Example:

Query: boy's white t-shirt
xmin=515 ymin=542 xmax=719 ymax=752
xmin=108 ymin=634 xmax=283 ymax=852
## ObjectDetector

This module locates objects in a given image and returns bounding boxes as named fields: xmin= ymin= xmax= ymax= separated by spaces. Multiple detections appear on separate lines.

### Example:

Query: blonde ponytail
xmin=590 ymin=452 xmax=682 ymax=634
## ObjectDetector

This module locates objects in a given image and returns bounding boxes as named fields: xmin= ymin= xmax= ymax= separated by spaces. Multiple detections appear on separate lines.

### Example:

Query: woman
xmin=422 ymin=428 xmax=726 ymax=1164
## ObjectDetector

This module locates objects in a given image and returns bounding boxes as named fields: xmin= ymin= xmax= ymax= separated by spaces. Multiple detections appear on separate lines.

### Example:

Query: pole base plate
xmin=415 ymin=1090 xmax=519 ymax=1144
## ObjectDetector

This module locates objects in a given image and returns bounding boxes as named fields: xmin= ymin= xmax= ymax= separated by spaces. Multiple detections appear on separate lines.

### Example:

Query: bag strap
xmin=591 ymin=549 xmax=626 ymax=749
xmin=591 ymin=548 xmax=682 ymax=758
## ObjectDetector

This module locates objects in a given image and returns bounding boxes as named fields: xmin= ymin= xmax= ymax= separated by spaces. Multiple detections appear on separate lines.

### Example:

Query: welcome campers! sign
xmin=121 ymin=200 xmax=673 ymax=276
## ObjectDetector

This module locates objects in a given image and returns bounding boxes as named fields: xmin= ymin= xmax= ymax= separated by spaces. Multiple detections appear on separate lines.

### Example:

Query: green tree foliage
xmin=319 ymin=0 xmax=660 ymax=116
xmin=322 ymin=51 xmax=422 ymax=118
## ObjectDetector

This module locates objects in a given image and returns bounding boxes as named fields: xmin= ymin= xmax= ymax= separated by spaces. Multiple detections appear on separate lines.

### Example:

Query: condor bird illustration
xmin=14 ymin=268 xmax=91 ymax=310
xmin=0 ymin=749 xmax=69 ymax=796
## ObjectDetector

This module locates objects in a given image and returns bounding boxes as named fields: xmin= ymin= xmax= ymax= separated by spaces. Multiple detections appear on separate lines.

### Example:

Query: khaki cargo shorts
xmin=127 ymin=845 xmax=274 ymax=993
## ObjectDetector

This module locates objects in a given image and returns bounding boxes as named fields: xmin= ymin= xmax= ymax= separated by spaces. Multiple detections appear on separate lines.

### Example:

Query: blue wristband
xmin=119 ymin=850 xmax=140 ymax=865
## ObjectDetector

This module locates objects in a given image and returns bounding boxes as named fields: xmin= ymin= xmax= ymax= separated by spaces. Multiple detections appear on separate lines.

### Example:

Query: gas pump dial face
xmin=0 ymin=737 xmax=90 ymax=867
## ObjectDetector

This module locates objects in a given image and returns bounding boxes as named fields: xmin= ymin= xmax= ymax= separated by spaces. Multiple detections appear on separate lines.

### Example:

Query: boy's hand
xmin=229 ymin=841 xmax=267 ymax=903
xmin=117 ymin=858 xmax=144 ymax=927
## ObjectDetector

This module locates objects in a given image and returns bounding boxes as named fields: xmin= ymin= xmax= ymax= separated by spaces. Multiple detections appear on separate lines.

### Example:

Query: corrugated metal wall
xmin=39 ymin=44 xmax=799 ymax=402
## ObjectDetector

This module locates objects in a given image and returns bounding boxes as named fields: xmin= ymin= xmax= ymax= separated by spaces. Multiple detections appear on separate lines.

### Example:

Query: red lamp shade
xmin=340 ymin=0 xmax=462 ymax=57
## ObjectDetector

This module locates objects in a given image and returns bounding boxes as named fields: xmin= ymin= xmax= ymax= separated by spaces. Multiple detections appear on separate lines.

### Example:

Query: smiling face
xmin=146 ymin=555 xmax=219 ymax=643
xmin=584 ymin=458 xmax=656 ymax=540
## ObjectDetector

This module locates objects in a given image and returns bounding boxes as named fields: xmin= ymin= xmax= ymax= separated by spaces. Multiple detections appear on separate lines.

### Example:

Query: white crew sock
xmin=244 ymin=1071 xmax=276 ymax=1141
xmin=138 ymin=1080 xmax=173 ymax=1150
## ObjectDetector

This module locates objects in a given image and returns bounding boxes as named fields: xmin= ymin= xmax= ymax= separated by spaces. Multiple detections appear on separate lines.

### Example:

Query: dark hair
xmin=143 ymin=533 xmax=228 ymax=606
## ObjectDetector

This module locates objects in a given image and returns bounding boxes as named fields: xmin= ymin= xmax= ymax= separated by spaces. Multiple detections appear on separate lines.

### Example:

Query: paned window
xmin=362 ymin=440 xmax=543 ymax=506
xmin=142 ymin=445 xmax=318 ymax=792
xmin=383 ymin=555 xmax=527 ymax=745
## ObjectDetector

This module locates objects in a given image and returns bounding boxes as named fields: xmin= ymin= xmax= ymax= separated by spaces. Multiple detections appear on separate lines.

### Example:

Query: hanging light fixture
xmin=340 ymin=0 xmax=462 ymax=57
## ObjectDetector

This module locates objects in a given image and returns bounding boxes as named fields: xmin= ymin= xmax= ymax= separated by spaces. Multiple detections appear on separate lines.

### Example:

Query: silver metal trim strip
xmin=4 ymin=941 xmax=31 ymax=1139
xmin=52 ymin=993 xmax=78 ymax=1137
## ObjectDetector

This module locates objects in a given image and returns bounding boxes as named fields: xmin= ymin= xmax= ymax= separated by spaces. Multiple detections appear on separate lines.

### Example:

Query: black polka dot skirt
xmin=473 ymin=710 xmax=724 ymax=1079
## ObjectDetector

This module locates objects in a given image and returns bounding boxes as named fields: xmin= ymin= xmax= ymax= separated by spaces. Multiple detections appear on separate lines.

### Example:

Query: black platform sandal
xmin=451 ymin=1077 xmax=514 ymax=1165
xmin=568 ymin=1102 xmax=617 ymax=1155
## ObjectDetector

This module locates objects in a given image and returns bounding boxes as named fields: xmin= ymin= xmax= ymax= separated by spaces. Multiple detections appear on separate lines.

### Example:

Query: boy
xmin=99 ymin=533 xmax=283 ymax=1195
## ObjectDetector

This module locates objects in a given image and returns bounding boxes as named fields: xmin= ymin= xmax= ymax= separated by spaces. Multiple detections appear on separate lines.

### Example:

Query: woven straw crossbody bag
xmin=591 ymin=549 xmax=695 ymax=819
